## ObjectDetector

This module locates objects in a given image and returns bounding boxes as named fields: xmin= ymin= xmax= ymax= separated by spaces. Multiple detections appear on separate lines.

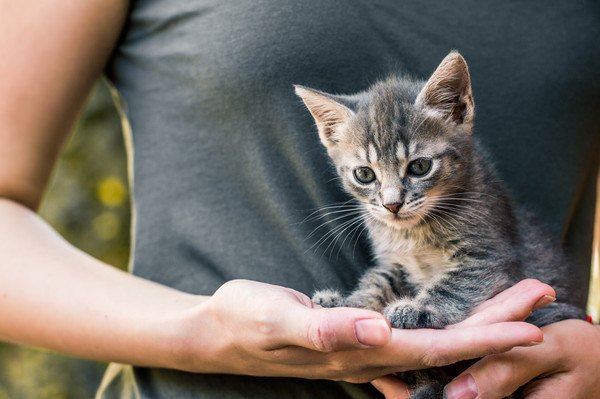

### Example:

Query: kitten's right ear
xmin=294 ymin=85 xmax=354 ymax=147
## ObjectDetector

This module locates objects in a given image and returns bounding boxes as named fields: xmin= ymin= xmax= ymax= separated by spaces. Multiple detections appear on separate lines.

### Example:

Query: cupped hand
xmin=371 ymin=279 xmax=557 ymax=398
xmin=177 ymin=279 xmax=545 ymax=384
xmin=443 ymin=319 xmax=600 ymax=399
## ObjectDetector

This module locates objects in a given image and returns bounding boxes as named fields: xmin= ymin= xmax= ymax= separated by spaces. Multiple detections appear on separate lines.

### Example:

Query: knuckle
xmin=307 ymin=318 xmax=336 ymax=352
xmin=325 ymin=359 xmax=348 ymax=377
xmin=322 ymin=353 xmax=360 ymax=379
xmin=252 ymin=310 xmax=280 ymax=349
xmin=421 ymin=343 xmax=453 ymax=368
xmin=519 ymin=278 xmax=548 ymax=294
xmin=479 ymin=355 xmax=520 ymax=398
xmin=419 ymin=335 xmax=457 ymax=367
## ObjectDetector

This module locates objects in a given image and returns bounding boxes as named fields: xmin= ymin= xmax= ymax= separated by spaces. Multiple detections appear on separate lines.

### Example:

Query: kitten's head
xmin=296 ymin=51 xmax=476 ymax=230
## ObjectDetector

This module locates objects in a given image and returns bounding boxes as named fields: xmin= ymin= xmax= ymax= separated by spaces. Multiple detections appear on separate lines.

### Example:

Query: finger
xmin=280 ymin=305 xmax=392 ymax=352
xmin=443 ymin=345 xmax=550 ymax=399
xmin=471 ymin=279 xmax=554 ymax=314
xmin=451 ymin=279 xmax=556 ymax=328
xmin=371 ymin=375 xmax=411 ymax=399
xmin=367 ymin=322 xmax=543 ymax=370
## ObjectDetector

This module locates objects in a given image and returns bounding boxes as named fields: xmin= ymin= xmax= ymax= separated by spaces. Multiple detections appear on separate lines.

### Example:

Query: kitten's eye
xmin=354 ymin=167 xmax=376 ymax=184
xmin=408 ymin=158 xmax=432 ymax=177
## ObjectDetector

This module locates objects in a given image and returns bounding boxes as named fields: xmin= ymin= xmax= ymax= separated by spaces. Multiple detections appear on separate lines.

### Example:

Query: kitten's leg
xmin=312 ymin=289 xmax=348 ymax=308
xmin=526 ymin=302 xmax=586 ymax=327
xmin=384 ymin=265 xmax=509 ymax=329
xmin=341 ymin=264 xmax=417 ymax=312
xmin=312 ymin=264 xmax=417 ymax=311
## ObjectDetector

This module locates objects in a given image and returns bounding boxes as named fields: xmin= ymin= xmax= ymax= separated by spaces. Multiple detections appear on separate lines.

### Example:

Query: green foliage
xmin=0 ymin=80 xmax=129 ymax=398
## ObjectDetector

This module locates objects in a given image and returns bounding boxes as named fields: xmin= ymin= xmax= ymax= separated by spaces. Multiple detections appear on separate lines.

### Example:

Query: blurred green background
xmin=0 ymin=80 xmax=129 ymax=399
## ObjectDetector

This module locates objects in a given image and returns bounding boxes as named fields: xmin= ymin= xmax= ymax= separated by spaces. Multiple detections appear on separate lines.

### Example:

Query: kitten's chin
xmin=373 ymin=212 xmax=423 ymax=230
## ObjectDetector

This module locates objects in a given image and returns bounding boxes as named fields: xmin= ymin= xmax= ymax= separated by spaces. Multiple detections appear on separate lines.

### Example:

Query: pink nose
xmin=383 ymin=202 xmax=403 ymax=214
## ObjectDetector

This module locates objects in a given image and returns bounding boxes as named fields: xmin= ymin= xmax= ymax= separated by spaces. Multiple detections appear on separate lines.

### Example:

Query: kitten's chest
xmin=372 ymin=236 xmax=458 ymax=286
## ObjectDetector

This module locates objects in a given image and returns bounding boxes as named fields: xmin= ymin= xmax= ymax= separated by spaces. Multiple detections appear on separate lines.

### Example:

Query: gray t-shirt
xmin=106 ymin=1 xmax=600 ymax=397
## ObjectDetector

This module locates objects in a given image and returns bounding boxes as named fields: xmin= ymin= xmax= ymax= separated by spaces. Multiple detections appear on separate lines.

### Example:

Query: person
xmin=1 ymin=1 xmax=599 ymax=398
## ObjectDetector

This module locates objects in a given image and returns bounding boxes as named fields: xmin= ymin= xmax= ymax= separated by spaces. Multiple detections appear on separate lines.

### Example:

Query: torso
xmin=105 ymin=1 xmax=600 ymax=397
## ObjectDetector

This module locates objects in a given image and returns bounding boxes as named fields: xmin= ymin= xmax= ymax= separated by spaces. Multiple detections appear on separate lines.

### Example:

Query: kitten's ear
xmin=295 ymin=85 xmax=355 ymax=147
xmin=415 ymin=51 xmax=475 ymax=127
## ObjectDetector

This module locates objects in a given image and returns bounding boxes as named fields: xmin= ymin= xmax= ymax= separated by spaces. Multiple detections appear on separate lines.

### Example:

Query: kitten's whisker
xmin=432 ymin=197 xmax=488 ymax=206
xmin=338 ymin=212 xmax=373 ymax=258
xmin=432 ymin=203 xmax=491 ymax=225
xmin=346 ymin=219 xmax=365 ymax=259
xmin=326 ymin=216 xmax=367 ymax=260
xmin=300 ymin=200 xmax=359 ymax=217
xmin=430 ymin=207 xmax=489 ymax=229
xmin=432 ymin=202 xmax=489 ymax=218
xmin=314 ymin=218 xmax=363 ymax=259
xmin=305 ymin=210 xmax=365 ymax=239
xmin=436 ymin=191 xmax=499 ymax=200
xmin=302 ymin=199 xmax=358 ymax=213
xmin=423 ymin=203 xmax=464 ymax=232
xmin=430 ymin=198 xmax=490 ymax=215
xmin=334 ymin=212 xmax=370 ymax=259
xmin=306 ymin=217 xmax=360 ymax=253
xmin=427 ymin=211 xmax=459 ymax=233
xmin=352 ymin=216 xmax=374 ymax=259
xmin=302 ymin=207 xmax=366 ymax=224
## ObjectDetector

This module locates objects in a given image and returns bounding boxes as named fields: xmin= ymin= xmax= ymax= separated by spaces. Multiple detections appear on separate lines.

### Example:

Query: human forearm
xmin=0 ymin=198 xmax=206 ymax=369
xmin=0 ymin=199 xmax=553 ymax=381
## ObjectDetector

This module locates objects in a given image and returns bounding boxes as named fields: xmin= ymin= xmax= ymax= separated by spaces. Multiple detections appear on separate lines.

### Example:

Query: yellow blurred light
xmin=97 ymin=177 xmax=127 ymax=207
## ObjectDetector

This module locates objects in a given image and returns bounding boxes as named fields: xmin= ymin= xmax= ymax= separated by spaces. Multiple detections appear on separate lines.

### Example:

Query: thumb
xmin=283 ymin=304 xmax=391 ymax=352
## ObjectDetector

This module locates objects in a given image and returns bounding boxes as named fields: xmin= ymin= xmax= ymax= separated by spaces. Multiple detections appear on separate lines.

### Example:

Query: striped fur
xmin=296 ymin=52 xmax=585 ymax=398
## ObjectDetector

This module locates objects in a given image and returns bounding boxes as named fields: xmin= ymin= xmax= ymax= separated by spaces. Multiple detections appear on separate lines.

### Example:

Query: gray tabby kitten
xmin=295 ymin=52 xmax=585 ymax=399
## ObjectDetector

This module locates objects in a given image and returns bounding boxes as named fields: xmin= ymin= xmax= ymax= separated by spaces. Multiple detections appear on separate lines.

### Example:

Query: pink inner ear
xmin=416 ymin=52 xmax=475 ymax=125
xmin=295 ymin=86 xmax=354 ymax=145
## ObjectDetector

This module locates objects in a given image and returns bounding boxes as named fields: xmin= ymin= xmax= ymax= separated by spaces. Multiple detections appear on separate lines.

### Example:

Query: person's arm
xmin=0 ymin=0 xmax=128 ymax=209
xmin=0 ymin=0 xmax=548 ymax=382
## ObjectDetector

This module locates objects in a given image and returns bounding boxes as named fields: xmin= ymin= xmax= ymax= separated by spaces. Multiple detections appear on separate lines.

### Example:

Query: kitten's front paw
xmin=384 ymin=300 xmax=445 ymax=329
xmin=312 ymin=289 xmax=347 ymax=308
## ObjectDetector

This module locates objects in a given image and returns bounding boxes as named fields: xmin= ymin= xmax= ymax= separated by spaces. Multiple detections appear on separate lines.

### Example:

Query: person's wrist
xmin=167 ymin=293 xmax=230 ymax=373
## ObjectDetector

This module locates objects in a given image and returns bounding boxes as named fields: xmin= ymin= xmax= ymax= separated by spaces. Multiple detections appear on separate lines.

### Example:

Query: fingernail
xmin=443 ymin=374 xmax=477 ymax=399
xmin=355 ymin=319 xmax=391 ymax=347
xmin=533 ymin=295 xmax=556 ymax=311
xmin=527 ymin=340 xmax=543 ymax=346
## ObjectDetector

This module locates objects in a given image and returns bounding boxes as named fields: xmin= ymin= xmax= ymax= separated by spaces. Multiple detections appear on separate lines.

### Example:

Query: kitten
xmin=295 ymin=51 xmax=585 ymax=398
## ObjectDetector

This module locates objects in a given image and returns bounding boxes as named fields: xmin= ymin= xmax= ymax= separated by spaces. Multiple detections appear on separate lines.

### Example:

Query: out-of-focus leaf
xmin=0 ymin=79 xmax=129 ymax=398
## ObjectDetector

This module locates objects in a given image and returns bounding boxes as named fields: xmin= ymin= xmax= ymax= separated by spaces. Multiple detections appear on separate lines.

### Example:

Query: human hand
xmin=175 ymin=279 xmax=544 ymax=383
xmin=370 ymin=279 xmax=557 ymax=398
xmin=443 ymin=319 xmax=600 ymax=399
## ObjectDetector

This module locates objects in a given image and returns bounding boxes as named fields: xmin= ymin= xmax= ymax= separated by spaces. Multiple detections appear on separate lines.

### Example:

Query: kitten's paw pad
xmin=384 ymin=301 xmax=444 ymax=329
xmin=312 ymin=289 xmax=346 ymax=308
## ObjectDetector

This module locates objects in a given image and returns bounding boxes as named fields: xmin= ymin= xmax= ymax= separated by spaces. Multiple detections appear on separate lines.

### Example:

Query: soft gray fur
xmin=295 ymin=52 xmax=585 ymax=399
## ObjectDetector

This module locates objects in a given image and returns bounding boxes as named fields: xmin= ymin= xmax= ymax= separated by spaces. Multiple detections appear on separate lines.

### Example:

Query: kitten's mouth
xmin=372 ymin=208 xmax=423 ymax=228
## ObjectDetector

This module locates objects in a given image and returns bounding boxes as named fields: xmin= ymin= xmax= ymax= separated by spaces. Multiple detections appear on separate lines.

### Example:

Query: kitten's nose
xmin=383 ymin=202 xmax=403 ymax=214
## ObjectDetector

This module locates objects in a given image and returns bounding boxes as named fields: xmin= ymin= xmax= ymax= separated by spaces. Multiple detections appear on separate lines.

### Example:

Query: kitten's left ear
xmin=415 ymin=51 xmax=475 ymax=127
xmin=295 ymin=85 xmax=355 ymax=147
